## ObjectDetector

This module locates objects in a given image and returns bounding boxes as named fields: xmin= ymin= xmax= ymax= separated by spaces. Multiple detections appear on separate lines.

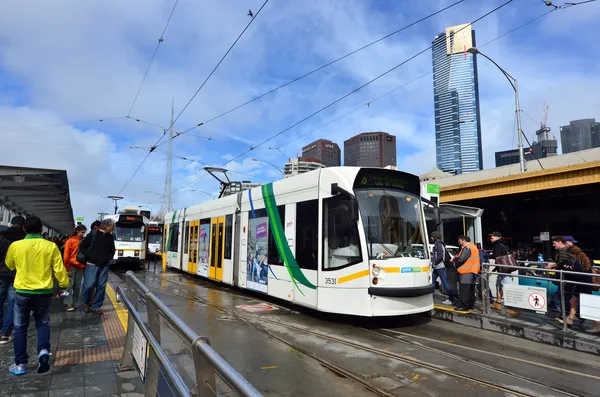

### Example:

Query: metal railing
xmin=480 ymin=261 xmax=600 ymax=332
xmin=117 ymin=271 xmax=263 ymax=397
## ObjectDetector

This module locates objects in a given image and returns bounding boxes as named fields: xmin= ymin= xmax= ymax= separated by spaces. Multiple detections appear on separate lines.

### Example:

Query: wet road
xmin=110 ymin=268 xmax=600 ymax=396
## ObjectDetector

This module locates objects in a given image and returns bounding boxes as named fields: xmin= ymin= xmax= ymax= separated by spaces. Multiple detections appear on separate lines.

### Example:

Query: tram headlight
xmin=134 ymin=250 xmax=140 ymax=257
xmin=118 ymin=250 xmax=124 ymax=257
xmin=372 ymin=277 xmax=379 ymax=285
xmin=372 ymin=267 xmax=380 ymax=277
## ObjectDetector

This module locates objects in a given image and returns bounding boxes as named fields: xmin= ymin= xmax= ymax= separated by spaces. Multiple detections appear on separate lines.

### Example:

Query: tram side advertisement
xmin=247 ymin=216 xmax=269 ymax=293
xmin=198 ymin=223 xmax=210 ymax=277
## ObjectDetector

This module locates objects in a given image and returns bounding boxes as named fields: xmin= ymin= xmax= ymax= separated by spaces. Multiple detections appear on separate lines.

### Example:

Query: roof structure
xmin=0 ymin=165 xmax=74 ymax=234
xmin=431 ymin=147 xmax=600 ymax=188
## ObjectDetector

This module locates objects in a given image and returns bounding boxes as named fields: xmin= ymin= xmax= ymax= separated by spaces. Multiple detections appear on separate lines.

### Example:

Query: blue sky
xmin=1 ymin=0 xmax=599 ymax=224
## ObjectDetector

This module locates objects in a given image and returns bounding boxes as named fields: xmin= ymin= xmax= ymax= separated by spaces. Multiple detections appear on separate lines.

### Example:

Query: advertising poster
xmin=247 ymin=217 xmax=269 ymax=293
xmin=197 ymin=224 xmax=210 ymax=277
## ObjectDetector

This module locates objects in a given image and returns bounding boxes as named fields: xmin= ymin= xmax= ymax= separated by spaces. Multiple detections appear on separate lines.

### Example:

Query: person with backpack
xmin=0 ymin=216 xmax=26 ymax=344
xmin=430 ymin=231 xmax=455 ymax=305
xmin=62 ymin=224 xmax=88 ymax=312
xmin=79 ymin=219 xmax=115 ymax=315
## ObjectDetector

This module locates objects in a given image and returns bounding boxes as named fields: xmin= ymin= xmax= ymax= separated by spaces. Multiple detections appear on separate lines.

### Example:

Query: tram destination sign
xmin=354 ymin=169 xmax=420 ymax=195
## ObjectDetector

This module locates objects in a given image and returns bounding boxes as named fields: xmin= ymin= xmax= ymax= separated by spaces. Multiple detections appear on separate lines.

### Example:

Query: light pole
xmin=97 ymin=212 xmax=108 ymax=221
xmin=467 ymin=47 xmax=525 ymax=173
xmin=251 ymin=158 xmax=285 ymax=176
xmin=107 ymin=196 xmax=124 ymax=214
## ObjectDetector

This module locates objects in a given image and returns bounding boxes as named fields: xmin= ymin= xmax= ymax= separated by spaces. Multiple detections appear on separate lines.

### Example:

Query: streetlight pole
xmin=467 ymin=47 xmax=525 ymax=173
xmin=107 ymin=196 xmax=124 ymax=215
xmin=251 ymin=158 xmax=285 ymax=176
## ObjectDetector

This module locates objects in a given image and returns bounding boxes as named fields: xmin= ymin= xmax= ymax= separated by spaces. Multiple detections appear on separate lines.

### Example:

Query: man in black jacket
xmin=490 ymin=231 xmax=511 ymax=310
xmin=0 ymin=216 xmax=26 ymax=343
xmin=80 ymin=219 xmax=115 ymax=315
xmin=430 ymin=231 xmax=454 ymax=305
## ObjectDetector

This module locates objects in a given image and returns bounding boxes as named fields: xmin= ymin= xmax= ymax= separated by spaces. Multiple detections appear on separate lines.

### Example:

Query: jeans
xmin=65 ymin=268 xmax=85 ymax=306
xmin=458 ymin=273 xmax=476 ymax=309
xmin=433 ymin=267 xmax=455 ymax=301
xmin=0 ymin=277 xmax=15 ymax=335
xmin=83 ymin=264 xmax=109 ymax=310
xmin=14 ymin=293 xmax=52 ymax=365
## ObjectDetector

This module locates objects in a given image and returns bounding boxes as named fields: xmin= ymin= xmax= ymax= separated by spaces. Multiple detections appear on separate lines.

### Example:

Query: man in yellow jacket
xmin=5 ymin=216 xmax=69 ymax=375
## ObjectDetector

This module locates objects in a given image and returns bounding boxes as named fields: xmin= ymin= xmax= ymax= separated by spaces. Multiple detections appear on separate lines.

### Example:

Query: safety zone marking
xmin=236 ymin=303 xmax=279 ymax=312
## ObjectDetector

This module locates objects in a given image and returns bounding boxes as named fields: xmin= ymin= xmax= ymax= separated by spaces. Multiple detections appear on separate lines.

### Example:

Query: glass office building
xmin=432 ymin=24 xmax=483 ymax=174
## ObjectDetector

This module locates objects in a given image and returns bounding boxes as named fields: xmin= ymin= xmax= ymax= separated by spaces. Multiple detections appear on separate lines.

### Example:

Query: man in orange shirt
xmin=63 ymin=224 xmax=88 ymax=312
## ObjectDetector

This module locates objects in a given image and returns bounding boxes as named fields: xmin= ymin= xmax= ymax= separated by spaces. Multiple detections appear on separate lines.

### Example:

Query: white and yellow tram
xmin=163 ymin=167 xmax=434 ymax=316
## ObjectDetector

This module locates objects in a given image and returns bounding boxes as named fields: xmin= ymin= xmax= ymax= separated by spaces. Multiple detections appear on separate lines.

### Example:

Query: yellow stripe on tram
xmin=338 ymin=270 xmax=370 ymax=284
xmin=385 ymin=267 xmax=401 ymax=273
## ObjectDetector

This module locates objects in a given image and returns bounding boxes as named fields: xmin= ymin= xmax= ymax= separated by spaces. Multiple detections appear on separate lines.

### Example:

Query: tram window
xmin=323 ymin=195 xmax=362 ymax=270
xmin=224 ymin=214 xmax=233 ymax=260
xmin=168 ymin=223 xmax=179 ymax=252
xmin=267 ymin=206 xmax=285 ymax=266
xmin=296 ymin=200 xmax=318 ymax=270
xmin=184 ymin=221 xmax=190 ymax=254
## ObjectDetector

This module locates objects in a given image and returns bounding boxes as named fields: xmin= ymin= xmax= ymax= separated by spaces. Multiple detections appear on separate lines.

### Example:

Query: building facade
xmin=344 ymin=132 xmax=396 ymax=168
xmin=432 ymin=24 xmax=483 ymax=175
xmin=560 ymin=119 xmax=600 ymax=154
xmin=301 ymin=139 xmax=341 ymax=167
xmin=284 ymin=157 xmax=325 ymax=178
xmin=494 ymin=149 xmax=538 ymax=168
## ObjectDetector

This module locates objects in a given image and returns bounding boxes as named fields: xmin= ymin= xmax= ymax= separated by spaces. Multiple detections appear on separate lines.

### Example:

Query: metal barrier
xmin=117 ymin=271 xmax=263 ymax=397
xmin=481 ymin=262 xmax=600 ymax=332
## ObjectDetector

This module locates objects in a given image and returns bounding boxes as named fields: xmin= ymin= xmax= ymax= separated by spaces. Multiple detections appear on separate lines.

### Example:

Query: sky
xmin=1 ymin=0 xmax=599 ymax=227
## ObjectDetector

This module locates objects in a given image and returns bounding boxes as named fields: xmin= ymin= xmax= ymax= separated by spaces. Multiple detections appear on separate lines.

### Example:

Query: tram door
xmin=188 ymin=221 xmax=199 ymax=274
xmin=209 ymin=216 xmax=225 ymax=281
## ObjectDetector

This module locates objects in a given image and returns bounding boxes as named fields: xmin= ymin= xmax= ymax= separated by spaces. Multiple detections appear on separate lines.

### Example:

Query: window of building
xmin=295 ymin=200 xmax=318 ymax=270
xmin=224 ymin=214 xmax=233 ymax=259
xmin=323 ymin=195 xmax=362 ymax=270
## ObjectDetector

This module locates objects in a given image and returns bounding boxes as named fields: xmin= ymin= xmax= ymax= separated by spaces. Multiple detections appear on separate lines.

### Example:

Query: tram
xmin=104 ymin=207 xmax=149 ymax=266
xmin=163 ymin=167 xmax=435 ymax=316
xmin=147 ymin=221 xmax=163 ymax=257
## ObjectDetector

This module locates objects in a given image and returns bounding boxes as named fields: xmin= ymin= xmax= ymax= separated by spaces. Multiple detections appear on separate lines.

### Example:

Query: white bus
xmin=163 ymin=167 xmax=435 ymax=317
xmin=105 ymin=207 xmax=149 ymax=266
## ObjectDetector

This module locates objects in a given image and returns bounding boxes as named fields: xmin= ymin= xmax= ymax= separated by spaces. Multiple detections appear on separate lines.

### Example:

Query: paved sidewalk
xmin=0 ymin=292 xmax=143 ymax=397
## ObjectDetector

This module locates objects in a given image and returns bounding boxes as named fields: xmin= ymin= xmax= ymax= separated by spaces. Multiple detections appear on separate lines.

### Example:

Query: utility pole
xmin=107 ymin=196 xmax=123 ymax=215
xmin=514 ymin=79 xmax=525 ymax=173
xmin=97 ymin=212 xmax=108 ymax=221
xmin=156 ymin=99 xmax=174 ymax=220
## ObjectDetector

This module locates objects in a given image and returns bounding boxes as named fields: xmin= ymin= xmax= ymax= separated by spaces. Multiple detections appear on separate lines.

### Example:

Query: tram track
xmin=112 ymin=270 xmax=594 ymax=397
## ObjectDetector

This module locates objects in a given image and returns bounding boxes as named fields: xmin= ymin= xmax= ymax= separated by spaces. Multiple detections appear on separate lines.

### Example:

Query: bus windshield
xmin=115 ymin=224 xmax=145 ymax=242
xmin=355 ymin=188 xmax=427 ymax=259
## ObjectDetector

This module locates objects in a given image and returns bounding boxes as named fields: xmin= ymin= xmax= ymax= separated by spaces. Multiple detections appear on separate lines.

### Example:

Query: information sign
xmin=132 ymin=323 xmax=148 ymax=381
xmin=503 ymin=284 xmax=547 ymax=313
xmin=540 ymin=232 xmax=550 ymax=241
xmin=580 ymin=294 xmax=600 ymax=321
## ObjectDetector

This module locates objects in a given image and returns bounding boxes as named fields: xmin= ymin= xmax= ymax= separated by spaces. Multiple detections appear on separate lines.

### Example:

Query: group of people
xmin=0 ymin=216 xmax=116 ymax=375
xmin=430 ymin=231 xmax=600 ymax=333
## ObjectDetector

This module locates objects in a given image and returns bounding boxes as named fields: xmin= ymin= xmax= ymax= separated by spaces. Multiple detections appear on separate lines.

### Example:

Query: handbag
xmin=494 ymin=244 xmax=517 ymax=273
xmin=76 ymin=231 xmax=96 ymax=264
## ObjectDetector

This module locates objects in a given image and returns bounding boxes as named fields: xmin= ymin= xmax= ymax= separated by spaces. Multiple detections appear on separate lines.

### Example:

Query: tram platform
xmin=106 ymin=267 xmax=600 ymax=397
xmin=432 ymin=292 xmax=600 ymax=356
xmin=0 ymin=291 xmax=141 ymax=397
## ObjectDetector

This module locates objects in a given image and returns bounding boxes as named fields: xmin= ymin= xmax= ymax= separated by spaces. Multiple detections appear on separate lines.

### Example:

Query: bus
xmin=104 ymin=207 xmax=149 ymax=266
xmin=163 ymin=167 xmax=436 ymax=317
xmin=147 ymin=222 xmax=163 ymax=257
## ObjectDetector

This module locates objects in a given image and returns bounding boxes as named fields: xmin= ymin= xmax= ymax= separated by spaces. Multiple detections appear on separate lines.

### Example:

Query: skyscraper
xmin=560 ymin=119 xmax=600 ymax=154
xmin=344 ymin=132 xmax=396 ymax=167
xmin=301 ymin=139 xmax=341 ymax=167
xmin=432 ymin=24 xmax=483 ymax=174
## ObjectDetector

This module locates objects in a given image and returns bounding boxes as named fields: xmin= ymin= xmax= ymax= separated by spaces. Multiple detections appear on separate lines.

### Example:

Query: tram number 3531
xmin=324 ymin=277 xmax=337 ymax=285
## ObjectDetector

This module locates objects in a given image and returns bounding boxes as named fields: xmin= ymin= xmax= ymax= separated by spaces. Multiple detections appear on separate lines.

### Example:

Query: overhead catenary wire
xmin=167 ymin=0 xmax=467 ymax=140
xmin=127 ymin=0 xmax=180 ymax=116
xmin=170 ymin=0 xmax=517 ymax=194
xmin=0 ymin=116 xmax=126 ymax=134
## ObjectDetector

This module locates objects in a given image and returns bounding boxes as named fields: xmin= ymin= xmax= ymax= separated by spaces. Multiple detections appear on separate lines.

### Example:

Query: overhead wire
xmin=127 ymin=0 xmax=180 ymax=116
xmin=171 ymin=0 xmax=517 ymax=194
xmin=0 ymin=116 xmax=126 ymax=134
xmin=166 ymin=0 xmax=467 ymax=141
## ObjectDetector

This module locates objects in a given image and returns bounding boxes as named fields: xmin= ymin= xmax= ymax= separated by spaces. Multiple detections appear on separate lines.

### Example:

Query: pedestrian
xmin=489 ymin=232 xmax=513 ymax=311
xmin=4 ymin=216 xmax=69 ymax=375
xmin=0 ymin=216 xmax=26 ymax=344
xmin=62 ymin=224 xmax=88 ymax=312
xmin=80 ymin=218 xmax=115 ymax=315
xmin=452 ymin=235 xmax=480 ymax=312
xmin=430 ymin=231 xmax=455 ymax=305
xmin=90 ymin=221 xmax=101 ymax=233
xmin=548 ymin=237 xmax=570 ymax=314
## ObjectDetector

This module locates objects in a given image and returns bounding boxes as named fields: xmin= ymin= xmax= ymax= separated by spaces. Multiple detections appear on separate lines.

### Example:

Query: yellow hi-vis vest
xmin=457 ymin=242 xmax=481 ymax=274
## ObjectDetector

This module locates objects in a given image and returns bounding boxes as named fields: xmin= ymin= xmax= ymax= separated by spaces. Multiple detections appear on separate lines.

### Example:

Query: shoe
xmin=65 ymin=305 xmax=76 ymax=312
xmin=588 ymin=326 xmax=600 ymax=334
xmin=91 ymin=309 xmax=103 ymax=316
xmin=84 ymin=305 xmax=91 ymax=313
xmin=442 ymin=299 xmax=453 ymax=305
xmin=491 ymin=302 xmax=502 ymax=311
xmin=38 ymin=349 xmax=50 ymax=374
xmin=454 ymin=307 xmax=469 ymax=312
xmin=0 ymin=334 xmax=12 ymax=344
xmin=9 ymin=363 xmax=27 ymax=375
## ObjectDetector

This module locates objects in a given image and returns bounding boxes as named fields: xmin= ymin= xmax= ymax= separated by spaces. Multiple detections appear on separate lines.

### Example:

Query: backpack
xmin=76 ymin=231 xmax=96 ymax=264
xmin=441 ymin=242 xmax=454 ymax=269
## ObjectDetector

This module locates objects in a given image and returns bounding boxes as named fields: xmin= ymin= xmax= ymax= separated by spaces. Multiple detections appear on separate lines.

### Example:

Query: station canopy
xmin=0 ymin=165 xmax=74 ymax=234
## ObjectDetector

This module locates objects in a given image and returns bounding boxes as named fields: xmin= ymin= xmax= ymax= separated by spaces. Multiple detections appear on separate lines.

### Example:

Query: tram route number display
xmin=132 ymin=323 xmax=148 ymax=381
xmin=503 ymin=284 xmax=547 ymax=313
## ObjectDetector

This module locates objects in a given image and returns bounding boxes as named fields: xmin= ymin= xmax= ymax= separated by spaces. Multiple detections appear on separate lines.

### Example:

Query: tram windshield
xmin=115 ymin=224 xmax=145 ymax=242
xmin=355 ymin=189 xmax=427 ymax=259
xmin=148 ymin=233 xmax=162 ymax=244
